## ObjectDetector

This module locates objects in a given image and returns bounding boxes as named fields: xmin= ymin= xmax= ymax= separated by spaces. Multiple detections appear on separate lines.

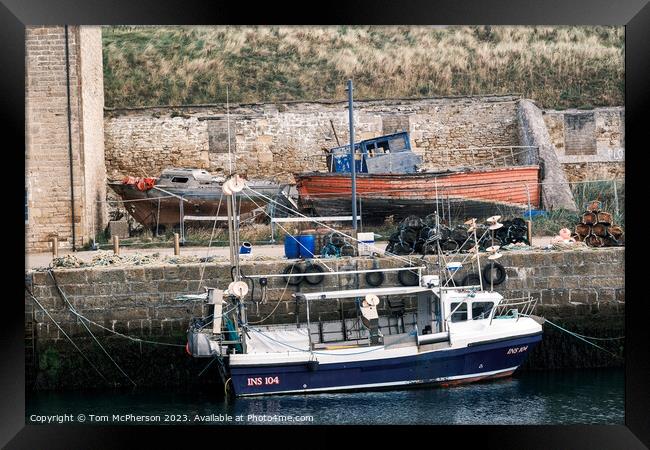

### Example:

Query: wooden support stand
xmin=527 ymin=220 xmax=532 ymax=246
xmin=174 ymin=233 xmax=180 ymax=255
xmin=51 ymin=237 xmax=58 ymax=258
xmin=112 ymin=235 xmax=120 ymax=255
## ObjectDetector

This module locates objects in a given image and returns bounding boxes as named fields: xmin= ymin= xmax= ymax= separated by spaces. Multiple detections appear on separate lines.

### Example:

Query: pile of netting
xmin=385 ymin=214 xmax=530 ymax=256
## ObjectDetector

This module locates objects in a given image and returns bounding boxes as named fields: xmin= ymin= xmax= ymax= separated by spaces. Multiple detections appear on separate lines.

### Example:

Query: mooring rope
xmin=44 ymin=272 xmax=186 ymax=349
xmin=517 ymin=313 xmax=624 ymax=358
xmin=25 ymin=285 xmax=112 ymax=384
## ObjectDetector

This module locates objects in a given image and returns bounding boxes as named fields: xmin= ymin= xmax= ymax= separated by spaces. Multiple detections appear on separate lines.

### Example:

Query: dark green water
xmin=27 ymin=368 xmax=623 ymax=425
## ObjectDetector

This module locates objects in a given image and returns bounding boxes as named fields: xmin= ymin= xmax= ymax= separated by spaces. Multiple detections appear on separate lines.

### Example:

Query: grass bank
xmin=103 ymin=25 xmax=623 ymax=110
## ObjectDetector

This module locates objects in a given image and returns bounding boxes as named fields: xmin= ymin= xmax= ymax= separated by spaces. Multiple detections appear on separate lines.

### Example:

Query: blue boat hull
xmin=229 ymin=333 xmax=542 ymax=396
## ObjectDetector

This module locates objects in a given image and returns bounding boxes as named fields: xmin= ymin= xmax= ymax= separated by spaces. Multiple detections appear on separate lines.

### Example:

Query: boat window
xmin=450 ymin=302 xmax=468 ymax=322
xmin=471 ymin=302 xmax=494 ymax=320
xmin=171 ymin=177 xmax=189 ymax=183
xmin=388 ymin=136 xmax=408 ymax=152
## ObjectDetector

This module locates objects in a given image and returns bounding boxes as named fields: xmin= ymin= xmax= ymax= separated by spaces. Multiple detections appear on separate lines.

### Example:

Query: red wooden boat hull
xmin=295 ymin=166 xmax=541 ymax=222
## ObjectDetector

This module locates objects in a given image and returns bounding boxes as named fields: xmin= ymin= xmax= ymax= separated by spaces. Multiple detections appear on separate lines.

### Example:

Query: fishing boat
xmin=185 ymin=175 xmax=544 ymax=397
xmin=295 ymin=131 xmax=541 ymax=223
xmin=108 ymin=168 xmax=285 ymax=232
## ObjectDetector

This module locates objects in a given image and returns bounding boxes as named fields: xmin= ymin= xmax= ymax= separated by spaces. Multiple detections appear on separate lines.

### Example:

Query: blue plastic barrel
xmin=284 ymin=235 xmax=300 ymax=259
xmin=297 ymin=235 xmax=316 ymax=259
xmin=239 ymin=242 xmax=252 ymax=254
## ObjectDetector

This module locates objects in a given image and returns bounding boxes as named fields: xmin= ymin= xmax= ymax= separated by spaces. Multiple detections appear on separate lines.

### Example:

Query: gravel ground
xmin=25 ymin=236 xmax=555 ymax=270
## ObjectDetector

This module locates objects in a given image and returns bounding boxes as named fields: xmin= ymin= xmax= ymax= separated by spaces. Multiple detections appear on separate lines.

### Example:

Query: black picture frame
xmin=5 ymin=0 xmax=648 ymax=447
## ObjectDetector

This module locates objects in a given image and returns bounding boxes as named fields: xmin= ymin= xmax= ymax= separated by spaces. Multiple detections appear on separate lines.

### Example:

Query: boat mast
xmin=347 ymin=79 xmax=358 ymax=244
xmin=227 ymin=85 xmax=233 ymax=175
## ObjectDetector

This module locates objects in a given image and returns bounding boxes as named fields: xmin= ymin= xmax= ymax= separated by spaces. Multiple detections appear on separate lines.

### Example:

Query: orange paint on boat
xmin=296 ymin=166 xmax=541 ymax=208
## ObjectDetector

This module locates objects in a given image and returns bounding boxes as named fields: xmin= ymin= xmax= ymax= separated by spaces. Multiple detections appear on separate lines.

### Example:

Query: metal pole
xmin=227 ymin=86 xmax=232 ymax=175
xmin=227 ymin=192 xmax=241 ymax=282
xmin=179 ymin=196 xmax=185 ymax=245
xmin=613 ymin=180 xmax=620 ymax=219
xmin=156 ymin=198 xmax=161 ymax=237
xmin=113 ymin=235 xmax=120 ymax=255
xmin=347 ymin=80 xmax=358 ymax=243
xmin=525 ymin=183 xmax=532 ymax=220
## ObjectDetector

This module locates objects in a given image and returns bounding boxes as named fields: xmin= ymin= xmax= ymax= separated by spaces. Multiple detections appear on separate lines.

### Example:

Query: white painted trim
xmin=236 ymin=366 xmax=520 ymax=397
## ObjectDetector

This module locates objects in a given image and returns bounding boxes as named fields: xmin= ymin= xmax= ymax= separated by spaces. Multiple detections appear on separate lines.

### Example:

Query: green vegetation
xmin=532 ymin=180 xmax=624 ymax=236
xmin=102 ymin=25 xmax=624 ymax=110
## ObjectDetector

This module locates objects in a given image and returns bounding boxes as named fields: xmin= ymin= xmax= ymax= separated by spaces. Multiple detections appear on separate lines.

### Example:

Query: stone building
xmin=25 ymin=26 xmax=107 ymax=252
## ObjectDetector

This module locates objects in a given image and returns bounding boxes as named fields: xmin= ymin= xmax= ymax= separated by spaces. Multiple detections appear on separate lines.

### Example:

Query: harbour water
xmin=26 ymin=368 xmax=623 ymax=425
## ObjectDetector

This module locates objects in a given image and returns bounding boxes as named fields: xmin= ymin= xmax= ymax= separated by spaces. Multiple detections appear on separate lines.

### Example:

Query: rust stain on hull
xmin=296 ymin=166 xmax=541 ymax=221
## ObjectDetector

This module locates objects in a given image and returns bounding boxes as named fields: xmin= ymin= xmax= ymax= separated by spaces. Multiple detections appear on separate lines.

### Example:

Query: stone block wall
xmin=26 ymin=26 xmax=106 ymax=251
xmin=26 ymin=247 xmax=624 ymax=345
xmin=104 ymin=95 xmax=522 ymax=183
xmin=543 ymin=108 xmax=625 ymax=182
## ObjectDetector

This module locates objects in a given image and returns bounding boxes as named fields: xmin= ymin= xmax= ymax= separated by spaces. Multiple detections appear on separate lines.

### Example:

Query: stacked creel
xmin=386 ymin=214 xmax=529 ymax=256
xmin=574 ymin=201 xmax=624 ymax=247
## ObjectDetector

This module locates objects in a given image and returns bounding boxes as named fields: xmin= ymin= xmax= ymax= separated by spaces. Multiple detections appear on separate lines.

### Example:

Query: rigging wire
xmin=49 ymin=270 xmax=138 ymax=386
xmin=24 ymin=285 xmax=111 ymax=384
xmin=244 ymin=185 xmax=420 ymax=267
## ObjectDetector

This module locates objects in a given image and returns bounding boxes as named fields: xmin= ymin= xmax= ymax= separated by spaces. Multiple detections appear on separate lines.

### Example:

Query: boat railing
xmin=490 ymin=294 xmax=538 ymax=325
xmin=246 ymin=265 xmax=427 ymax=280
xmin=320 ymin=145 xmax=539 ymax=172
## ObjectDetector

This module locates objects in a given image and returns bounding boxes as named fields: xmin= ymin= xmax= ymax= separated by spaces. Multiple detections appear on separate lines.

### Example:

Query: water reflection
xmin=27 ymin=369 xmax=623 ymax=425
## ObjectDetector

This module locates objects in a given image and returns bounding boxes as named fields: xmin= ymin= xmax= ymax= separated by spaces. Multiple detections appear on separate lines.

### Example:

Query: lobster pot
xmin=585 ymin=234 xmax=604 ymax=247
xmin=575 ymin=223 xmax=591 ymax=237
xmin=609 ymin=225 xmax=624 ymax=239
xmin=582 ymin=212 xmax=597 ymax=225
xmin=592 ymin=223 xmax=608 ymax=238
xmin=597 ymin=212 xmax=612 ymax=226
xmin=587 ymin=200 xmax=602 ymax=212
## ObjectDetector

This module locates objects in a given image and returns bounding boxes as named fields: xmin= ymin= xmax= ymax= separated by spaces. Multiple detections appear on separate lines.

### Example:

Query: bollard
xmin=51 ymin=236 xmax=58 ymax=258
xmin=527 ymin=220 xmax=532 ymax=246
xmin=113 ymin=235 xmax=120 ymax=255
xmin=174 ymin=233 xmax=180 ymax=255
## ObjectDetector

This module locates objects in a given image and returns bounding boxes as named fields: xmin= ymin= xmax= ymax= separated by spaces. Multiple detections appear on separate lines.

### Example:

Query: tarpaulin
xmin=122 ymin=176 xmax=156 ymax=191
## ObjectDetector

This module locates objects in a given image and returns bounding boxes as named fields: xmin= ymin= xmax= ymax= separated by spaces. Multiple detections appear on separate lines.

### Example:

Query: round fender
xmin=398 ymin=268 xmax=419 ymax=286
xmin=482 ymin=262 xmax=507 ymax=286
xmin=365 ymin=270 xmax=385 ymax=287
xmin=303 ymin=264 xmax=325 ymax=285
xmin=282 ymin=263 xmax=304 ymax=285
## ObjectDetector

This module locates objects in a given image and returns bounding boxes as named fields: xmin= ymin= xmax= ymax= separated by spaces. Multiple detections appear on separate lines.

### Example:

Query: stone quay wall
xmin=25 ymin=247 xmax=624 ymax=389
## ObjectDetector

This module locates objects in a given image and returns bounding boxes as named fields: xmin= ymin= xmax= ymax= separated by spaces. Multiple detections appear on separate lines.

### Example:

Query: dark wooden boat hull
xmin=108 ymin=183 xmax=280 ymax=230
xmin=295 ymin=166 xmax=541 ymax=223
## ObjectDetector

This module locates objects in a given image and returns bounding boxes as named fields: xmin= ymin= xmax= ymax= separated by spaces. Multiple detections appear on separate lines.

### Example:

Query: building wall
xmin=25 ymin=26 xmax=106 ymax=252
xmin=543 ymin=108 xmax=625 ymax=182
xmin=103 ymin=95 xmax=523 ymax=183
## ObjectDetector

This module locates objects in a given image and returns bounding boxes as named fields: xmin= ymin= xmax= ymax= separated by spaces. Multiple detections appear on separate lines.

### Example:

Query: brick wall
xmin=25 ymin=26 xmax=106 ymax=251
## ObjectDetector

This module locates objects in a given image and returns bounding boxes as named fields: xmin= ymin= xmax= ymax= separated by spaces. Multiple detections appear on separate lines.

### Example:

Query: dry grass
xmin=103 ymin=25 xmax=624 ymax=110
